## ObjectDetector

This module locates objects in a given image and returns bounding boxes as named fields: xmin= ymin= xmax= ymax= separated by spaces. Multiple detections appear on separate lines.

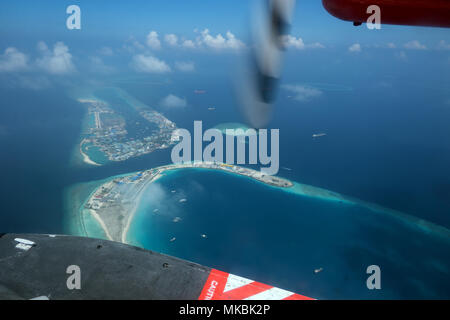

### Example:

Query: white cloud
xmin=37 ymin=41 xmax=48 ymax=52
xmin=164 ymin=34 xmax=178 ymax=46
xmin=146 ymin=31 xmax=161 ymax=50
xmin=387 ymin=42 xmax=396 ymax=49
xmin=140 ymin=29 xmax=246 ymax=51
xmin=160 ymin=94 xmax=187 ymax=108
xmin=175 ymin=61 xmax=195 ymax=72
xmin=282 ymin=35 xmax=325 ymax=50
xmin=122 ymin=37 xmax=145 ymax=53
xmin=348 ymin=43 xmax=361 ymax=53
xmin=90 ymin=56 xmax=115 ymax=74
xmin=404 ymin=40 xmax=427 ymax=50
xmin=282 ymin=84 xmax=323 ymax=102
xmin=438 ymin=40 xmax=450 ymax=50
xmin=197 ymin=29 xmax=245 ymax=50
xmin=283 ymin=35 xmax=305 ymax=49
xmin=36 ymin=41 xmax=75 ymax=74
xmin=0 ymin=47 xmax=28 ymax=72
xmin=307 ymin=42 xmax=326 ymax=49
xmin=182 ymin=39 xmax=196 ymax=49
xmin=98 ymin=46 xmax=114 ymax=56
xmin=124 ymin=36 xmax=145 ymax=52
xmin=368 ymin=43 xmax=397 ymax=49
xmin=131 ymin=54 xmax=170 ymax=73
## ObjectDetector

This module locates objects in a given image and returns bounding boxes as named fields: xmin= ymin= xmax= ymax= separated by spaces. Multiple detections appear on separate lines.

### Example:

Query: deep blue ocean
xmin=0 ymin=51 xmax=449 ymax=298
xmin=127 ymin=168 xmax=449 ymax=299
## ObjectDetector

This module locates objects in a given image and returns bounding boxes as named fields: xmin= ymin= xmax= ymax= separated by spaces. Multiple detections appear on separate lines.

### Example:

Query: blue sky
xmin=1 ymin=0 xmax=448 ymax=44
xmin=0 ymin=0 xmax=448 ymax=84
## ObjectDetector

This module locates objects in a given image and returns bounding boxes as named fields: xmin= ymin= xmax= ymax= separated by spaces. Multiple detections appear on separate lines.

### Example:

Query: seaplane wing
xmin=0 ymin=233 xmax=313 ymax=300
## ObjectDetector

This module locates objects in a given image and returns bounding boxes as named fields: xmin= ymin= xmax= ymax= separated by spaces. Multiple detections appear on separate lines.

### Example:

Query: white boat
xmin=312 ymin=133 xmax=327 ymax=138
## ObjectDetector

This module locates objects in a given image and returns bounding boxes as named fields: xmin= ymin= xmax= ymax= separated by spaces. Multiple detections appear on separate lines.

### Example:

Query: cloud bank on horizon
xmin=282 ymin=35 xmax=325 ymax=50
xmin=0 ymin=18 xmax=448 ymax=93
xmin=131 ymin=54 xmax=171 ymax=73
xmin=0 ymin=47 xmax=28 ymax=72
xmin=36 ymin=41 xmax=75 ymax=74
xmin=348 ymin=43 xmax=362 ymax=53
xmin=142 ymin=29 xmax=245 ymax=51
xmin=0 ymin=34 xmax=446 ymax=76
xmin=0 ymin=41 xmax=76 ymax=74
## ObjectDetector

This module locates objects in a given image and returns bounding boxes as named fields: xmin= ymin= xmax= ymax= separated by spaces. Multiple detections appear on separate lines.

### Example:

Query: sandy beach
xmin=89 ymin=209 xmax=113 ymax=240
xmin=80 ymin=139 xmax=101 ymax=166
xmin=121 ymin=173 xmax=163 ymax=243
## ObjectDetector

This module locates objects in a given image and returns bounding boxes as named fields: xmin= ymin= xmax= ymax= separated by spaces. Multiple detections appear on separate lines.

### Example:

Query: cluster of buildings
xmin=158 ymin=161 xmax=293 ymax=188
xmin=79 ymin=98 xmax=178 ymax=163
xmin=85 ymin=170 xmax=156 ymax=214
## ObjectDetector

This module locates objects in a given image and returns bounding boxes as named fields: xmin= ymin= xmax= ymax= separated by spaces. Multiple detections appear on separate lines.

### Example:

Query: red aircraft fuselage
xmin=322 ymin=0 xmax=450 ymax=28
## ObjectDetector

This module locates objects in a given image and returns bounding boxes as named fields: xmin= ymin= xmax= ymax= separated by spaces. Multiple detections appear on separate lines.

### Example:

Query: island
xmin=74 ymin=87 xmax=180 ymax=166
xmin=67 ymin=160 xmax=450 ymax=246
xmin=79 ymin=162 xmax=293 ymax=243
